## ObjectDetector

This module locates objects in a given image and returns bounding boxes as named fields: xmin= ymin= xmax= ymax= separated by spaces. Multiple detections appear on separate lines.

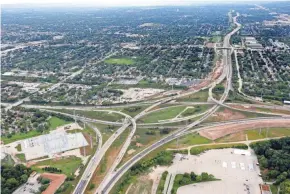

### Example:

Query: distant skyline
xmin=0 ymin=0 xmax=285 ymax=7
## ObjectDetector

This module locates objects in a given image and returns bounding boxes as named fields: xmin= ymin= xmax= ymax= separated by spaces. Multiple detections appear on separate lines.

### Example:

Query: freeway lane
xmin=102 ymin=115 xmax=290 ymax=194
xmin=74 ymin=123 xmax=102 ymax=194
xmin=100 ymin=11 xmax=242 ymax=194
xmin=72 ymin=111 xmax=133 ymax=194
xmin=95 ymin=118 xmax=136 ymax=193
xmin=73 ymin=120 xmax=131 ymax=194
xmin=94 ymin=54 xmax=236 ymax=193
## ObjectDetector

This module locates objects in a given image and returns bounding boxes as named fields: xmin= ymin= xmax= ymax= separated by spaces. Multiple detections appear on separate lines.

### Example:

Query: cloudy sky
xmin=0 ymin=0 xmax=278 ymax=6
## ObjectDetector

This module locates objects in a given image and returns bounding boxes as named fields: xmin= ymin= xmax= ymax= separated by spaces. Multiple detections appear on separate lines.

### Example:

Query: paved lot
xmin=165 ymin=149 xmax=263 ymax=194
xmin=13 ymin=173 xmax=41 ymax=194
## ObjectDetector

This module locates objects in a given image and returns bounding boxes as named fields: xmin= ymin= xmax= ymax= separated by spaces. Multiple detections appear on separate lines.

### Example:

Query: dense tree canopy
xmin=251 ymin=137 xmax=290 ymax=185
xmin=1 ymin=164 xmax=32 ymax=194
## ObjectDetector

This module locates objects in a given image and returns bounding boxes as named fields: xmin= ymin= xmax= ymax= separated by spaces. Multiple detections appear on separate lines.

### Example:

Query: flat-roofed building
xmin=21 ymin=131 xmax=88 ymax=160
xmin=244 ymin=37 xmax=264 ymax=50
xmin=260 ymin=184 xmax=272 ymax=194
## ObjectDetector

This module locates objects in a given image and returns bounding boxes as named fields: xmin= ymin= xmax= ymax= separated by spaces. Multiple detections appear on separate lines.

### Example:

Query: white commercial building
xmin=21 ymin=131 xmax=88 ymax=160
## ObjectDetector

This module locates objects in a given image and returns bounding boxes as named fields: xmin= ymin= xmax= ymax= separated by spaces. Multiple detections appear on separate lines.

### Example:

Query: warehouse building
xmin=21 ymin=131 xmax=88 ymax=160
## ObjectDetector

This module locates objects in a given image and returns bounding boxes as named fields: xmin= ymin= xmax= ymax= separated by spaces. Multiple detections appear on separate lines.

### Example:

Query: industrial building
xmin=244 ymin=37 xmax=264 ymax=50
xmin=21 ymin=131 xmax=88 ymax=160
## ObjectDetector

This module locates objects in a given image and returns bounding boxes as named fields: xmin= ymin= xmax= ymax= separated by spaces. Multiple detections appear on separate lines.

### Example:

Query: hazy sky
xmin=0 ymin=0 xmax=277 ymax=6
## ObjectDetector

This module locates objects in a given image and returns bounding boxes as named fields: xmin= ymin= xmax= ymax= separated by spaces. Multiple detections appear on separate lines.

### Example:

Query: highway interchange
xmin=99 ymin=12 xmax=241 ymax=193
xmin=4 ymin=11 xmax=290 ymax=194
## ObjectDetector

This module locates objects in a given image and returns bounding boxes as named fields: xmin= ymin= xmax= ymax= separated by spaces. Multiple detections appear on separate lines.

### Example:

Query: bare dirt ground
xmin=41 ymin=173 xmax=66 ymax=194
xmin=200 ymin=119 xmax=290 ymax=140
xmin=56 ymin=123 xmax=83 ymax=132
xmin=230 ymin=104 xmax=290 ymax=115
xmin=207 ymin=108 xmax=246 ymax=122
xmin=216 ymin=132 xmax=246 ymax=143
xmin=149 ymin=166 xmax=168 ymax=181
xmin=118 ymin=88 xmax=164 ymax=103
xmin=187 ymin=60 xmax=223 ymax=91
xmin=211 ymin=60 xmax=223 ymax=80
xmin=126 ymin=175 xmax=153 ymax=194
xmin=206 ymin=42 xmax=215 ymax=48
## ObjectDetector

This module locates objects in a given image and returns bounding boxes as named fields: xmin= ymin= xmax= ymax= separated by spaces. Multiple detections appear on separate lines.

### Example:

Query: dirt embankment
xmin=208 ymin=108 xmax=246 ymax=122
xmin=230 ymin=104 xmax=290 ymax=115
xmin=187 ymin=60 xmax=223 ymax=91
xmin=41 ymin=173 xmax=66 ymax=194
xmin=200 ymin=119 xmax=290 ymax=140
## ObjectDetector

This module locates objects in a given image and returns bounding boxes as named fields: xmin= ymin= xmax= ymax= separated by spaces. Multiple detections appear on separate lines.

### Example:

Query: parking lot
xmin=13 ymin=173 xmax=41 ymax=194
xmin=167 ymin=149 xmax=263 ymax=194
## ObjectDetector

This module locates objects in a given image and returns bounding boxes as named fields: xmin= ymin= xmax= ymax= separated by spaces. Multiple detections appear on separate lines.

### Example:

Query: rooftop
xmin=21 ymin=131 xmax=88 ymax=160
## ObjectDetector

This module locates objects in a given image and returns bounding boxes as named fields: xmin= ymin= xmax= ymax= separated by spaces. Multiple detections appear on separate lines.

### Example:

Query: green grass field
xmin=51 ymin=109 xmax=125 ymax=122
xmin=16 ymin=153 xmax=26 ymax=162
xmin=49 ymin=116 xmax=72 ymax=130
xmin=270 ymin=185 xmax=278 ymax=194
xmin=2 ymin=130 xmax=43 ymax=144
xmin=180 ymin=105 xmax=212 ymax=117
xmin=139 ymin=106 xmax=187 ymax=123
xmin=15 ymin=144 xmax=22 ymax=151
xmin=120 ymin=106 xmax=149 ymax=117
xmin=118 ymin=127 xmax=177 ymax=168
xmin=91 ymin=123 xmax=118 ymax=143
xmin=168 ymin=134 xmax=211 ymax=149
xmin=104 ymin=57 xmax=135 ymax=65
xmin=190 ymin=143 xmax=248 ymax=155
xmin=176 ymin=90 xmax=209 ymax=102
xmin=246 ymin=128 xmax=290 ymax=140
xmin=32 ymin=156 xmax=82 ymax=176
xmin=134 ymin=129 xmax=163 ymax=146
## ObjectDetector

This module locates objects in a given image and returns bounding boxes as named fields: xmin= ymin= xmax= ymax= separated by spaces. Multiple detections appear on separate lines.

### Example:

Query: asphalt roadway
xmin=99 ymin=11 xmax=242 ymax=194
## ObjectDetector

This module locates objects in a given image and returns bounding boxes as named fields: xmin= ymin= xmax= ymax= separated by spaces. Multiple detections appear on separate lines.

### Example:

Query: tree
xmin=20 ymin=174 xmax=28 ymax=183
xmin=268 ymin=170 xmax=280 ymax=179
xmin=39 ymin=184 xmax=49 ymax=192
xmin=196 ymin=175 xmax=202 ymax=182
xmin=190 ymin=172 xmax=197 ymax=181
xmin=275 ymin=172 xmax=287 ymax=185
xmin=6 ymin=178 xmax=19 ymax=189
xmin=1 ymin=164 xmax=32 ymax=194
xmin=201 ymin=172 xmax=209 ymax=181
xmin=280 ymin=179 xmax=290 ymax=194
